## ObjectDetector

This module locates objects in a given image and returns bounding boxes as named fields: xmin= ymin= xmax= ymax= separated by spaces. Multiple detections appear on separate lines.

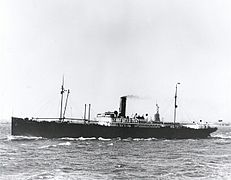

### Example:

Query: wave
xmin=6 ymin=135 xmax=44 ymax=141
xmin=59 ymin=137 xmax=158 ymax=141
xmin=39 ymin=144 xmax=57 ymax=149
xmin=60 ymin=137 xmax=77 ymax=141
xmin=79 ymin=137 xmax=97 ymax=141
xmin=98 ymin=137 xmax=111 ymax=141
xmin=6 ymin=136 xmax=158 ymax=141
xmin=39 ymin=142 xmax=71 ymax=149
xmin=3 ymin=136 xmax=193 ymax=142
xmin=133 ymin=138 xmax=158 ymax=141
xmin=58 ymin=142 xmax=71 ymax=146
xmin=211 ymin=134 xmax=231 ymax=139
xmin=59 ymin=137 xmax=97 ymax=141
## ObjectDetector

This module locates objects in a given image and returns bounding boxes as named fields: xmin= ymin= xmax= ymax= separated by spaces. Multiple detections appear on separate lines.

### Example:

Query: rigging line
xmin=34 ymin=95 xmax=58 ymax=117
xmin=63 ymin=89 xmax=70 ymax=119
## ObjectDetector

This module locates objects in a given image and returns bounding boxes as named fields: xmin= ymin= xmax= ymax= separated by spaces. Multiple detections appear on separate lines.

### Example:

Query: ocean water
xmin=0 ymin=122 xmax=231 ymax=180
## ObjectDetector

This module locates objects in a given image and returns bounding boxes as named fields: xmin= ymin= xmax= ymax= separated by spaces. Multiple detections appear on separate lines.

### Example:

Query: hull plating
xmin=12 ymin=117 xmax=217 ymax=139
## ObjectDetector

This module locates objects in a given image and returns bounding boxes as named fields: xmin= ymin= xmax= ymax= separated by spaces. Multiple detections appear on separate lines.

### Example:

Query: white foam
xmin=98 ymin=137 xmax=111 ymax=141
xmin=211 ymin=134 xmax=231 ymax=139
xmin=59 ymin=137 xmax=97 ymax=141
xmin=58 ymin=142 xmax=71 ymax=146
xmin=60 ymin=137 xmax=76 ymax=141
xmin=39 ymin=144 xmax=57 ymax=149
xmin=133 ymin=138 xmax=157 ymax=141
xmin=39 ymin=142 xmax=71 ymax=149
xmin=6 ymin=135 xmax=43 ymax=141
xmin=78 ymin=137 xmax=97 ymax=141
xmin=144 ymin=138 xmax=157 ymax=141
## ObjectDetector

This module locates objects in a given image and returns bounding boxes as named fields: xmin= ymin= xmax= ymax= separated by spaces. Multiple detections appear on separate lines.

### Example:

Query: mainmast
xmin=156 ymin=104 xmax=159 ymax=114
xmin=174 ymin=83 xmax=180 ymax=125
xmin=154 ymin=104 xmax=160 ymax=122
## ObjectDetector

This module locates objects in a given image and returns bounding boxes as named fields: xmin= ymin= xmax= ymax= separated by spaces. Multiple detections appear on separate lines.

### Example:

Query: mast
xmin=60 ymin=77 xmax=65 ymax=121
xmin=174 ymin=83 xmax=180 ymax=125
xmin=88 ymin=104 xmax=91 ymax=120
xmin=154 ymin=104 xmax=160 ymax=122
xmin=84 ymin=104 xmax=87 ymax=120
xmin=63 ymin=89 xmax=70 ymax=119
xmin=156 ymin=104 xmax=159 ymax=114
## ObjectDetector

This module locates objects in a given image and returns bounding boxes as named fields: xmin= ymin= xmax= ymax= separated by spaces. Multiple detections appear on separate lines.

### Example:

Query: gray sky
xmin=1 ymin=0 xmax=231 ymax=123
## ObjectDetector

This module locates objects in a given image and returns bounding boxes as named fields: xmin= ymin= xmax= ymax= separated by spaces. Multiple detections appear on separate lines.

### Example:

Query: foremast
xmin=59 ymin=77 xmax=70 ymax=121
xmin=174 ymin=83 xmax=180 ymax=126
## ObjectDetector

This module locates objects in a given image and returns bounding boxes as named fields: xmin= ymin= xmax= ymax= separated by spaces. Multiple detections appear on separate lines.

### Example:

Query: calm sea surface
xmin=0 ymin=122 xmax=231 ymax=180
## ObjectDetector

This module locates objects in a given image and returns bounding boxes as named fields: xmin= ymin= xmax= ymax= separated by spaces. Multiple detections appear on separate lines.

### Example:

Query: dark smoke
xmin=124 ymin=95 xmax=151 ymax=100
xmin=125 ymin=95 xmax=142 ymax=99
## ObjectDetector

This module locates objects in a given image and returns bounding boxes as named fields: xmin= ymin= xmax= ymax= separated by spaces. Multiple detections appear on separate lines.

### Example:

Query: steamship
xmin=11 ymin=82 xmax=217 ymax=139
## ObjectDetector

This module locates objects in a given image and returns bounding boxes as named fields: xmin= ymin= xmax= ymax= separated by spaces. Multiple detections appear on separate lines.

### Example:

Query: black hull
xmin=11 ymin=117 xmax=217 ymax=139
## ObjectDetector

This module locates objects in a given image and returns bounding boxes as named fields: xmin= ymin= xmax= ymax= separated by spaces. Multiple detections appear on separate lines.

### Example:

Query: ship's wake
xmin=6 ymin=135 xmax=44 ymax=141
xmin=60 ymin=137 xmax=97 ymax=141
xmin=60 ymin=137 xmax=112 ymax=141
xmin=60 ymin=137 xmax=158 ymax=141
xmin=211 ymin=133 xmax=231 ymax=139
xmin=5 ymin=135 xmax=161 ymax=142
xmin=39 ymin=142 xmax=72 ymax=149
xmin=6 ymin=135 xmax=223 ymax=142
xmin=133 ymin=138 xmax=158 ymax=141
